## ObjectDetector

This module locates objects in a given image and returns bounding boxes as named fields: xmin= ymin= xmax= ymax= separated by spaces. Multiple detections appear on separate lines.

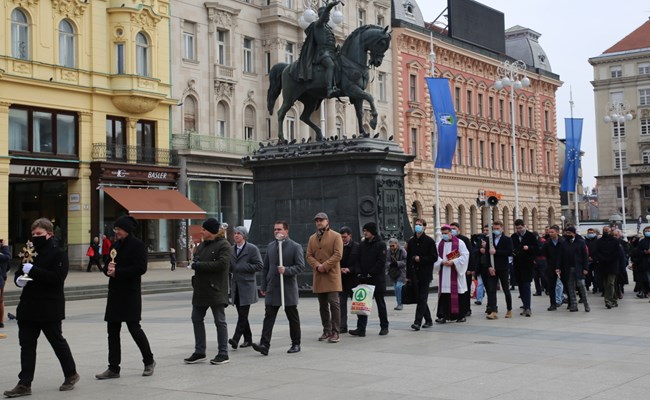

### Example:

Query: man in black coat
xmin=338 ymin=226 xmax=359 ymax=334
xmin=560 ymin=226 xmax=590 ymax=312
xmin=406 ymin=218 xmax=438 ymax=330
xmin=595 ymin=226 xmax=622 ymax=309
xmin=4 ymin=218 xmax=79 ymax=398
xmin=451 ymin=222 xmax=473 ymax=316
xmin=481 ymin=221 xmax=513 ymax=319
xmin=511 ymin=219 xmax=538 ymax=317
xmin=542 ymin=225 xmax=564 ymax=311
xmin=96 ymin=215 xmax=155 ymax=380
xmin=349 ymin=222 xmax=389 ymax=336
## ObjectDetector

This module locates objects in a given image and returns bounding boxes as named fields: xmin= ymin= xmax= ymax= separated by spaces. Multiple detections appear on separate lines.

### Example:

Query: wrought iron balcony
xmin=92 ymin=143 xmax=175 ymax=165
xmin=172 ymin=133 xmax=256 ymax=155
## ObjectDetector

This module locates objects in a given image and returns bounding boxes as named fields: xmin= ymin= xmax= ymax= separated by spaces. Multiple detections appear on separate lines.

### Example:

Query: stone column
xmin=127 ymin=117 xmax=138 ymax=163
xmin=632 ymin=186 xmax=642 ymax=221
xmin=0 ymin=102 xmax=11 ymax=239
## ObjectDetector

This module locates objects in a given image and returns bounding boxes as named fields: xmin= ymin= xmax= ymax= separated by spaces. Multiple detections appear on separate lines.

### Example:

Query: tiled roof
xmin=603 ymin=18 xmax=650 ymax=54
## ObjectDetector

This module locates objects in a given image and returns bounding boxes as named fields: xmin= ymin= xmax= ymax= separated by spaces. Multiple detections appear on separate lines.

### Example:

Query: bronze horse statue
xmin=267 ymin=25 xmax=391 ymax=142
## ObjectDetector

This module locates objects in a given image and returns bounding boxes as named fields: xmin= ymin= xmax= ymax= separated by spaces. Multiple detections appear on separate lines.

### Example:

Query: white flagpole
xmin=569 ymin=87 xmax=580 ymax=233
xmin=430 ymin=32 xmax=441 ymax=241
xmin=276 ymin=234 xmax=285 ymax=310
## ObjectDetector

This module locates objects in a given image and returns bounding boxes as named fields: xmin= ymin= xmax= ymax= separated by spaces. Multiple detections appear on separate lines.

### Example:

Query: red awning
xmin=103 ymin=187 xmax=206 ymax=219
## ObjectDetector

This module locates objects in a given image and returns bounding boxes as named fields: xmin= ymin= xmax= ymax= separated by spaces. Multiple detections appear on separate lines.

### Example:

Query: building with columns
xmin=391 ymin=0 xmax=562 ymax=235
xmin=589 ymin=18 xmax=650 ymax=228
xmin=169 ymin=0 xmax=394 ymax=247
xmin=0 ymin=0 xmax=179 ymax=266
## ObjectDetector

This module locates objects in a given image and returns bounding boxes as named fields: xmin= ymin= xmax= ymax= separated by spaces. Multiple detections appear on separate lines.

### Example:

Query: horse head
xmin=367 ymin=26 xmax=392 ymax=67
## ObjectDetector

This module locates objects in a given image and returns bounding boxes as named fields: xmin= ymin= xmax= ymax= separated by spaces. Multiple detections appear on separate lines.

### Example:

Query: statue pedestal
xmin=243 ymin=138 xmax=415 ymax=253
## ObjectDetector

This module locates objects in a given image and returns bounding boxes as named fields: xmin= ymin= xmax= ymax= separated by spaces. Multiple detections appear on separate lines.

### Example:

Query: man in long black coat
xmin=338 ymin=226 xmax=359 ymax=333
xmin=4 ymin=218 xmax=79 ymax=398
xmin=511 ymin=219 xmax=538 ymax=317
xmin=96 ymin=215 xmax=155 ymax=379
xmin=595 ymin=226 xmax=622 ymax=309
xmin=406 ymin=218 xmax=438 ymax=330
xmin=542 ymin=225 xmax=564 ymax=311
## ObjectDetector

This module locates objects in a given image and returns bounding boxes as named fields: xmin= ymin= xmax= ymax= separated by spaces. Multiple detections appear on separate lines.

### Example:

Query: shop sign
xmin=11 ymin=164 xmax=78 ymax=178
xmin=105 ymin=167 xmax=176 ymax=182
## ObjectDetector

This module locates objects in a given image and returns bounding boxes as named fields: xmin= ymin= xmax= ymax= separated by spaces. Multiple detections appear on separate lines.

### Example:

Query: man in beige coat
xmin=307 ymin=212 xmax=343 ymax=343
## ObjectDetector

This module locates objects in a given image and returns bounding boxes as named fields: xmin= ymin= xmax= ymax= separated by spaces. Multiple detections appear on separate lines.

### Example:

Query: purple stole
xmin=438 ymin=236 xmax=460 ymax=315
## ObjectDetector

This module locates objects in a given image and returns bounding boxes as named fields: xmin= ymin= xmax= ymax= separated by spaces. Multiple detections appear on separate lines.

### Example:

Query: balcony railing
xmin=92 ymin=143 xmax=175 ymax=165
xmin=215 ymin=64 xmax=236 ymax=81
xmin=172 ymin=133 xmax=256 ymax=155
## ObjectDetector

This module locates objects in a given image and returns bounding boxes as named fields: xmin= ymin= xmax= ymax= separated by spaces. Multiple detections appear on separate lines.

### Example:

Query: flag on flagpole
xmin=560 ymin=118 xmax=583 ymax=192
xmin=426 ymin=77 xmax=457 ymax=169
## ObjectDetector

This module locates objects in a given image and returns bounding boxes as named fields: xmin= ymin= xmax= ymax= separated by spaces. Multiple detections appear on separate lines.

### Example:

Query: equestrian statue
xmin=267 ymin=0 xmax=391 ymax=142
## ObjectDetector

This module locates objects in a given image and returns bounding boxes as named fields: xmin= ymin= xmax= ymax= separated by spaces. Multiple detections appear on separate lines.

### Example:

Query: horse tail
xmin=267 ymin=63 xmax=288 ymax=115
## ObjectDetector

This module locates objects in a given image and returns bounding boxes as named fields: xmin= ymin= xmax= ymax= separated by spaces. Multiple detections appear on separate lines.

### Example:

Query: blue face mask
xmin=441 ymin=233 xmax=450 ymax=241
xmin=645 ymin=232 xmax=650 ymax=238
xmin=451 ymin=229 xmax=458 ymax=236
xmin=414 ymin=225 xmax=424 ymax=234
xmin=587 ymin=233 xmax=596 ymax=239
xmin=493 ymin=229 xmax=502 ymax=236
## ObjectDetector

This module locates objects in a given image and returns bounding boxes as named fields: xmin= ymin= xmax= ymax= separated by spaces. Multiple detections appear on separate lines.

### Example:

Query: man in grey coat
xmin=229 ymin=226 xmax=263 ymax=349
xmin=183 ymin=218 xmax=232 ymax=365
xmin=252 ymin=220 xmax=305 ymax=356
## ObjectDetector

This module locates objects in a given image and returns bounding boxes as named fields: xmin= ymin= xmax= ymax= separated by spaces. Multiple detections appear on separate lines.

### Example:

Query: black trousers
xmin=437 ymin=292 xmax=469 ymax=320
xmin=232 ymin=292 xmax=252 ymax=343
xmin=87 ymin=257 xmax=102 ymax=272
xmin=339 ymin=290 xmax=349 ymax=331
xmin=18 ymin=320 xmax=77 ymax=385
xmin=107 ymin=321 xmax=154 ymax=373
xmin=357 ymin=285 xmax=388 ymax=331
xmin=260 ymin=305 xmax=301 ymax=348
xmin=413 ymin=279 xmax=432 ymax=325
xmin=547 ymin=272 xmax=559 ymax=307
xmin=484 ymin=268 xmax=512 ymax=313
xmin=464 ymin=273 xmax=473 ymax=312
xmin=533 ymin=260 xmax=548 ymax=294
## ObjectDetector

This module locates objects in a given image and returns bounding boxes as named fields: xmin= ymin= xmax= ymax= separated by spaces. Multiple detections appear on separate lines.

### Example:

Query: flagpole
xmin=569 ymin=87 xmax=580 ymax=233
xmin=430 ymin=32 xmax=441 ymax=241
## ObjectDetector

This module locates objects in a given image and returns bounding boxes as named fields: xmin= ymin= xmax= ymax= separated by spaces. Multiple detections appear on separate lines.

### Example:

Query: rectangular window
xmin=217 ymin=30 xmax=227 ymax=65
xmin=490 ymin=142 xmax=495 ymax=169
xmin=613 ymin=121 xmax=625 ymax=137
xmin=499 ymin=99 xmax=504 ymax=121
xmin=409 ymin=74 xmax=417 ymax=102
xmin=640 ymin=88 xmax=650 ymax=106
xmin=546 ymin=151 xmax=551 ymax=174
xmin=501 ymin=144 xmax=507 ymax=170
xmin=266 ymin=118 xmax=272 ymax=140
xmin=378 ymin=72 xmax=386 ymax=101
xmin=410 ymin=127 xmax=418 ymax=157
xmin=544 ymin=110 xmax=549 ymax=131
xmin=106 ymin=116 xmax=126 ymax=161
xmin=9 ymin=106 xmax=77 ymax=156
xmin=641 ymin=118 xmax=650 ymax=135
xmin=528 ymin=106 xmax=533 ymax=128
xmin=640 ymin=62 xmax=650 ymax=75
xmin=115 ymin=43 xmax=125 ymax=74
xmin=265 ymin=51 xmax=271 ymax=74
xmin=377 ymin=14 xmax=385 ymax=26
xmin=286 ymin=115 xmax=296 ymax=141
xmin=643 ymin=151 xmax=650 ymax=164
xmin=182 ymin=21 xmax=196 ymax=60
xmin=466 ymin=90 xmax=472 ymax=115
xmin=455 ymin=87 xmax=461 ymax=112
xmin=468 ymin=138 xmax=474 ymax=167
xmin=644 ymin=186 xmax=650 ymax=199
xmin=243 ymin=38 xmax=254 ymax=73
xmin=488 ymin=96 xmax=494 ymax=119
xmin=610 ymin=66 xmax=622 ymax=78
xmin=284 ymin=0 xmax=293 ymax=8
xmin=357 ymin=8 xmax=366 ymax=27
xmin=614 ymin=150 xmax=627 ymax=170
xmin=529 ymin=148 xmax=535 ymax=173
xmin=456 ymin=137 xmax=463 ymax=165
xmin=478 ymin=140 xmax=485 ymax=167
xmin=285 ymin=42 xmax=294 ymax=64
xmin=477 ymin=93 xmax=483 ymax=117
xmin=617 ymin=186 xmax=628 ymax=199
xmin=136 ymin=120 xmax=156 ymax=163
xmin=518 ymin=104 xmax=524 ymax=126
xmin=520 ymin=147 xmax=525 ymax=172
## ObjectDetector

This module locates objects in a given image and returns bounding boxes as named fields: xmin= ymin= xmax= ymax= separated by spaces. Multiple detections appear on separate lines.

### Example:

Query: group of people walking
xmin=3 ymin=211 xmax=642 ymax=398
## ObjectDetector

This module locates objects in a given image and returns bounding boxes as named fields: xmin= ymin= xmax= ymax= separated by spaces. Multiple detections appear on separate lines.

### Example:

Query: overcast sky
xmin=416 ymin=0 xmax=650 ymax=190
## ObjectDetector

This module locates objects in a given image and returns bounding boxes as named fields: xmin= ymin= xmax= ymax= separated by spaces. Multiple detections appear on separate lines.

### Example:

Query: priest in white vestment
xmin=434 ymin=224 xmax=470 ymax=322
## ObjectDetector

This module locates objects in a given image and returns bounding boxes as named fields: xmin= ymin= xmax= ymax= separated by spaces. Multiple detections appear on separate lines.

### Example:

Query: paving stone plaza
xmin=3 ymin=268 xmax=650 ymax=399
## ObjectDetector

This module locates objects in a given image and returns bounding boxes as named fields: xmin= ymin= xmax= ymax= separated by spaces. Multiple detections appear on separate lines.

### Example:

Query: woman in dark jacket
xmin=86 ymin=236 xmax=102 ymax=272
xmin=96 ymin=215 xmax=155 ymax=380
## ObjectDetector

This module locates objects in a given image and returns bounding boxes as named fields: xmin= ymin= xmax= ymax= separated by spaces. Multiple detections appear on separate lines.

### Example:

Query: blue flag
xmin=560 ymin=118 xmax=583 ymax=192
xmin=426 ymin=78 xmax=457 ymax=169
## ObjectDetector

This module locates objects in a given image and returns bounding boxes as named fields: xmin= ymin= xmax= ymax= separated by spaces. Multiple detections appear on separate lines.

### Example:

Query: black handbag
xmin=401 ymin=281 xmax=418 ymax=304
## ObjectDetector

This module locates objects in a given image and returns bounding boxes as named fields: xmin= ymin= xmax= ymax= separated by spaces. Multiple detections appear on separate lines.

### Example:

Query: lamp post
xmin=495 ymin=60 xmax=530 ymax=221
xmin=603 ymin=102 xmax=634 ymax=239
xmin=560 ymin=215 xmax=565 ymax=231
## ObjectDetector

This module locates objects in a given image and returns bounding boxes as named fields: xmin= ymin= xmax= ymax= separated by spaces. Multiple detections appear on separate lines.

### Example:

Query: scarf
xmin=438 ymin=235 xmax=460 ymax=315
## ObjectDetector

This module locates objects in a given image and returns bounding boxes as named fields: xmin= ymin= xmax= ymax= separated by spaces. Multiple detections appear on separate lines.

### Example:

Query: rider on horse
xmin=292 ymin=0 xmax=341 ymax=97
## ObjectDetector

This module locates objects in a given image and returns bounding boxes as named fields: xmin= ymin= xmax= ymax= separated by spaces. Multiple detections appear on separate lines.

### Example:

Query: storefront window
xmin=188 ymin=179 xmax=220 ymax=225
xmin=8 ymin=106 xmax=78 ymax=156
xmin=9 ymin=108 xmax=28 ymax=151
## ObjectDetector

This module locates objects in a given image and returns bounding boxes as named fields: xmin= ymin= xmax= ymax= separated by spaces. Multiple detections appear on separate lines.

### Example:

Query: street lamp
xmin=603 ymin=102 xmax=634 ymax=239
xmin=495 ymin=60 xmax=530 ymax=220
xmin=560 ymin=215 xmax=566 ymax=230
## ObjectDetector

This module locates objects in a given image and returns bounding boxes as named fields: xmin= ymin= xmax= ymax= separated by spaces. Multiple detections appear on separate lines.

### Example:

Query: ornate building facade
xmin=391 ymin=1 xmax=562 ymax=235
xmin=590 ymin=18 xmax=650 ymax=228
xmin=169 ymin=0 xmax=394 ymax=247
xmin=0 ymin=0 xmax=177 ymax=266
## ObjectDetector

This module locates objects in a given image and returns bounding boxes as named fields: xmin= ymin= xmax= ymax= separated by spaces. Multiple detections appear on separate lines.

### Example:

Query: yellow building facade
xmin=0 ymin=0 xmax=175 ymax=266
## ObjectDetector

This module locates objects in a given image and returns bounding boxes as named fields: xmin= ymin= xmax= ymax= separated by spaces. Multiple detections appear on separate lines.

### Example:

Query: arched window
xmin=445 ymin=204 xmax=454 ymax=223
xmin=336 ymin=117 xmax=344 ymax=138
xmin=216 ymin=101 xmax=228 ymax=137
xmin=136 ymin=32 xmax=150 ymax=77
xmin=184 ymin=96 xmax=197 ymax=132
xmin=244 ymin=106 xmax=256 ymax=140
xmin=59 ymin=19 xmax=75 ymax=68
xmin=11 ymin=8 xmax=29 ymax=60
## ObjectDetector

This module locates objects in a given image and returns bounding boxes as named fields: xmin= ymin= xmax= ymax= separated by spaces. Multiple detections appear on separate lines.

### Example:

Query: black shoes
xmin=456 ymin=317 xmax=466 ymax=323
xmin=184 ymin=353 xmax=207 ymax=364
xmin=411 ymin=323 xmax=421 ymax=331
xmin=547 ymin=305 xmax=557 ymax=311
xmin=3 ymin=384 xmax=31 ymax=398
xmin=474 ymin=300 xmax=482 ymax=305
xmin=435 ymin=317 xmax=446 ymax=324
xmin=252 ymin=342 xmax=269 ymax=356
xmin=533 ymin=292 xmax=542 ymax=296
xmin=422 ymin=322 xmax=433 ymax=328
xmin=228 ymin=338 xmax=238 ymax=349
xmin=142 ymin=361 xmax=156 ymax=377
xmin=340 ymin=328 xmax=348 ymax=334
xmin=378 ymin=328 xmax=389 ymax=336
xmin=210 ymin=354 xmax=230 ymax=365
xmin=95 ymin=369 xmax=120 ymax=380
xmin=240 ymin=341 xmax=252 ymax=348
xmin=287 ymin=344 xmax=301 ymax=353
xmin=348 ymin=329 xmax=366 ymax=337
xmin=59 ymin=373 xmax=80 ymax=391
